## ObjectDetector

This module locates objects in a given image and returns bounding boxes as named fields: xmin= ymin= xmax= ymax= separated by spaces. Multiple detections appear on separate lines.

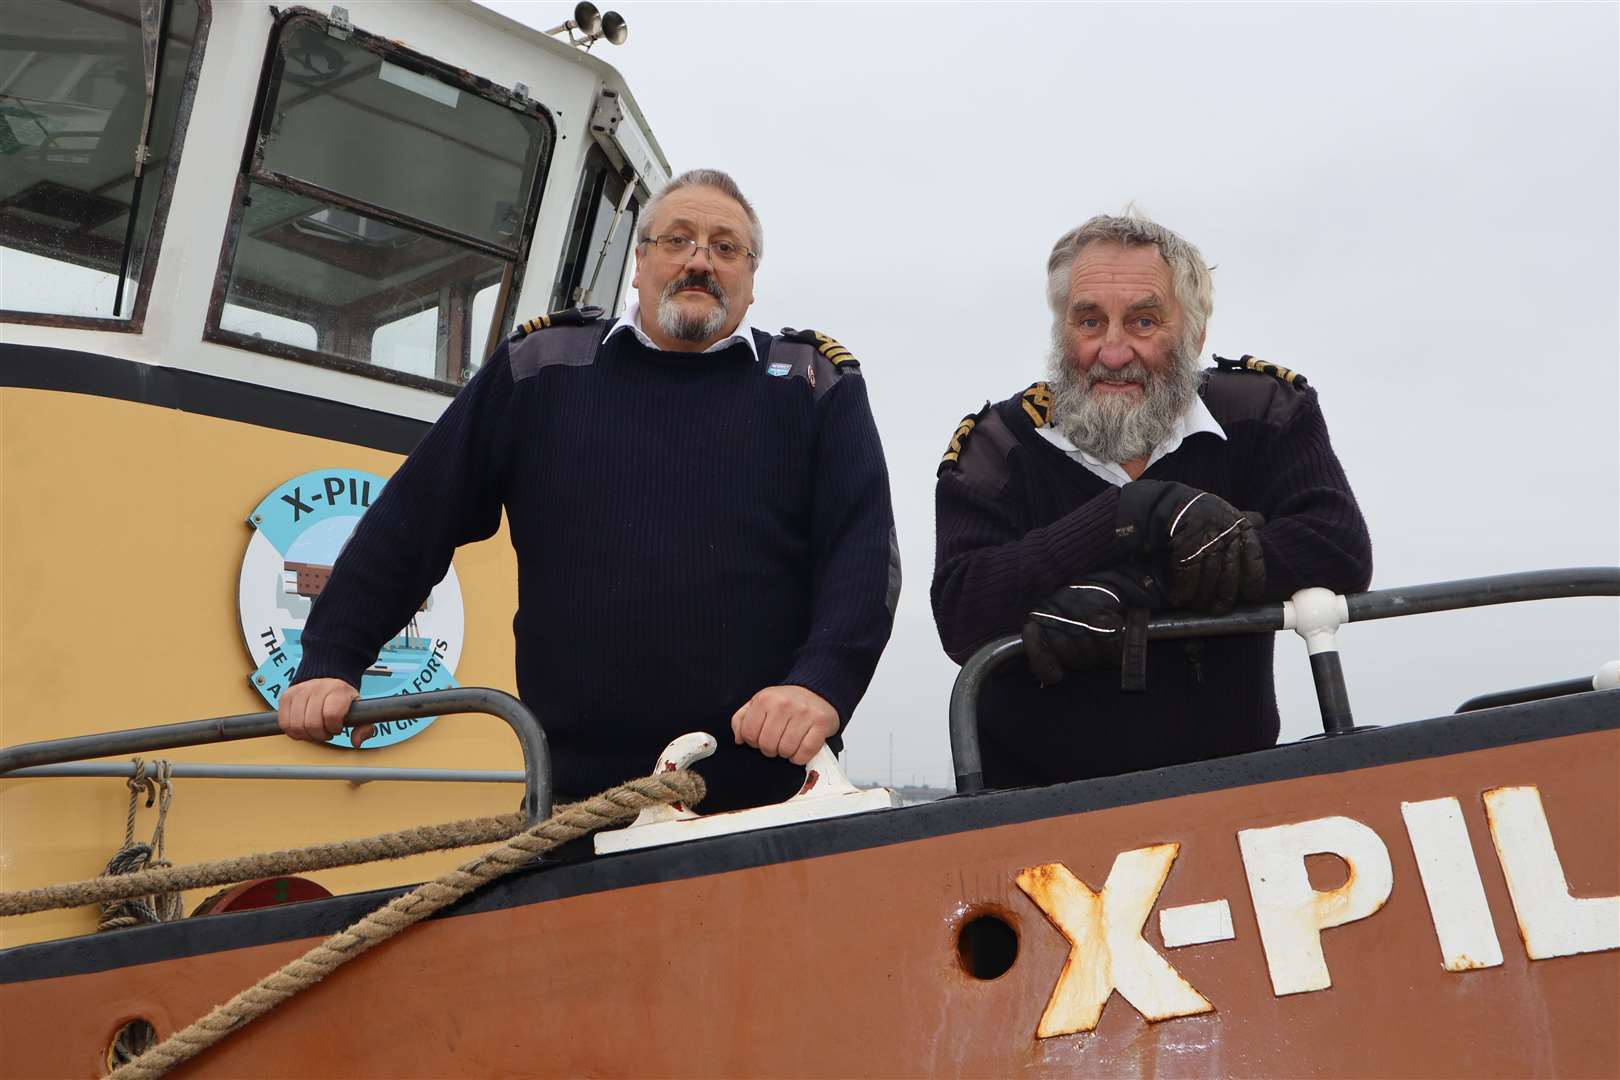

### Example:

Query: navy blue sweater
xmin=932 ymin=369 xmax=1372 ymax=788
xmin=296 ymin=324 xmax=898 ymax=811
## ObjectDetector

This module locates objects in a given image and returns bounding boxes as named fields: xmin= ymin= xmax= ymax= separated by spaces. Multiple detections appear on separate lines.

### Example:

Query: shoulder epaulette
xmin=780 ymin=328 xmax=860 ymax=372
xmin=1020 ymin=381 xmax=1053 ymax=428
xmin=939 ymin=403 xmax=992 ymax=474
xmin=1213 ymin=354 xmax=1308 ymax=389
xmin=511 ymin=304 xmax=605 ymax=340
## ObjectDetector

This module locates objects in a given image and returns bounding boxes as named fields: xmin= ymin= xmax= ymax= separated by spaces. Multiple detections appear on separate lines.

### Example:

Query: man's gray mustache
xmin=665 ymin=273 xmax=725 ymax=301
xmin=1086 ymin=362 xmax=1151 ymax=388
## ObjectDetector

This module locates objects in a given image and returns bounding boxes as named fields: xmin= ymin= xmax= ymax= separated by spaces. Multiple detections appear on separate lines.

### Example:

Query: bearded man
xmin=931 ymin=211 xmax=1371 ymax=787
xmin=279 ymin=169 xmax=900 ymax=812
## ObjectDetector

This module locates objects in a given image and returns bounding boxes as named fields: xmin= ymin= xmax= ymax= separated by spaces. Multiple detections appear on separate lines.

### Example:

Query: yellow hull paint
xmin=0 ymin=386 xmax=521 ymax=947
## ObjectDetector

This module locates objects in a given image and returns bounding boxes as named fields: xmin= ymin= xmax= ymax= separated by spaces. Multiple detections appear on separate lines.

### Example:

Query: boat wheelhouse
xmin=2 ymin=0 xmax=669 ymax=949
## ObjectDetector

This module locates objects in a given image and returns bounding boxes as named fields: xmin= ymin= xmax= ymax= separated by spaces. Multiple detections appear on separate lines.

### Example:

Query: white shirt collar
xmin=603 ymin=294 xmax=761 ymax=362
xmin=1035 ymin=392 xmax=1227 ymax=487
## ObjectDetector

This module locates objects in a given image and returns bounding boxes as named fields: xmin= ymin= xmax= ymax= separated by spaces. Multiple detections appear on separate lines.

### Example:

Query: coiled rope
xmin=103 ymin=768 xmax=703 ymax=1080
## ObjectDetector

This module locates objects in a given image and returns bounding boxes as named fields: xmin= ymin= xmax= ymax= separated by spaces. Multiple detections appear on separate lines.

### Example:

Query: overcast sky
xmin=489 ymin=1 xmax=1618 ymax=788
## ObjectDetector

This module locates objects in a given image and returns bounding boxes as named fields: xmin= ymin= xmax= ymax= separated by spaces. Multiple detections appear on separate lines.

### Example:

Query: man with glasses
xmin=932 ymin=210 xmax=1371 ymax=788
xmin=278 ymin=169 xmax=900 ymax=812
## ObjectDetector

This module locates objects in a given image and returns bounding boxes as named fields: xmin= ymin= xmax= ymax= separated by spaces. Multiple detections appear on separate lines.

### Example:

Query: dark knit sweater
xmin=295 ymin=323 xmax=898 ymax=811
xmin=931 ymin=369 xmax=1372 ymax=788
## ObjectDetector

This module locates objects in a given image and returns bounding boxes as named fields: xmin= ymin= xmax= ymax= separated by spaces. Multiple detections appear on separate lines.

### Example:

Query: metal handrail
xmin=1455 ymin=677 xmax=1601 ymax=714
xmin=0 ymin=688 xmax=552 ymax=825
xmin=3 ymin=763 xmax=527 ymax=784
xmin=949 ymin=567 xmax=1620 ymax=794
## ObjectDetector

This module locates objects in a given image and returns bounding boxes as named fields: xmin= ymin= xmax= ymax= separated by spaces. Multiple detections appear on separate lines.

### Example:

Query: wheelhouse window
xmin=550 ymin=143 xmax=638 ymax=314
xmin=0 ymin=0 xmax=206 ymax=325
xmin=207 ymin=11 xmax=552 ymax=390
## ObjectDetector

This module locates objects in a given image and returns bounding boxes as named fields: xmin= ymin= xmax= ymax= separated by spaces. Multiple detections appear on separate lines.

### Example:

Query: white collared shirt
xmin=603 ymin=295 xmax=761 ymax=362
xmin=1035 ymin=395 xmax=1227 ymax=487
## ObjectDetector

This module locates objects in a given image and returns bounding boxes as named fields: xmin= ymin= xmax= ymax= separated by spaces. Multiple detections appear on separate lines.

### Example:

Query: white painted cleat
xmin=593 ymin=734 xmax=901 ymax=855
xmin=617 ymin=732 xmax=715 ymax=830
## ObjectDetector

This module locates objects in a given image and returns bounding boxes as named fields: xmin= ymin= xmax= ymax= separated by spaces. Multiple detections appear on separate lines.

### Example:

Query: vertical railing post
xmin=948 ymin=638 xmax=1026 ymax=793
xmin=1285 ymin=587 xmax=1356 ymax=735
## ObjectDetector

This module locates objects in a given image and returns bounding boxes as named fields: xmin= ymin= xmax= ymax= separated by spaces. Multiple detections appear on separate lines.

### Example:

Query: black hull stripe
xmin=0 ymin=343 xmax=430 ymax=454
xmin=3 ymin=690 xmax=1615 ymax=985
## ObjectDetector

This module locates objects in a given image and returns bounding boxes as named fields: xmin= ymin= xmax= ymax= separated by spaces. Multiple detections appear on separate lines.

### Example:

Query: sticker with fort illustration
xmin=238 ymin=468 xmax=465 ymax=748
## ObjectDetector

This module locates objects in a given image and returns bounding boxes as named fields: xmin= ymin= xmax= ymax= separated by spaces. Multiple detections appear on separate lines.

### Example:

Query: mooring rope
xmin=104 ymin=769 xmax=703 ymax=1080
xmin=1 ymin=809 xmax=531 ymax=918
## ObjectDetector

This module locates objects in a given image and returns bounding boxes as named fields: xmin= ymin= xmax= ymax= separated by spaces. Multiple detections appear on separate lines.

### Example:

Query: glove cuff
xmin=1086 ymin=565 xmax=1167 ymax=612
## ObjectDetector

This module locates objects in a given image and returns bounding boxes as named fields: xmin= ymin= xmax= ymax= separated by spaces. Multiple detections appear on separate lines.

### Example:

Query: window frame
xmin=0 ymin=0 xmax=214 ymax=334
xmin=203 ymin=6 xmax=556 ymax=394
xmin=549 ymin=143 xmax=639 ymax=315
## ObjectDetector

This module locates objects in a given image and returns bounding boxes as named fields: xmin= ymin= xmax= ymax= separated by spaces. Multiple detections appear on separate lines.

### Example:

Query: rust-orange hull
xmin=3 ymin=695 xmax=1616 ymax=1078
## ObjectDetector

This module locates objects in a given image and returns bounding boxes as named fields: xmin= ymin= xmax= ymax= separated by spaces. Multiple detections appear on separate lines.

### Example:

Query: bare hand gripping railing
xmin=949 ymin=567 xmax=1620 ymax=794
xmin=0 ymin=689 xmax=552 ymax=824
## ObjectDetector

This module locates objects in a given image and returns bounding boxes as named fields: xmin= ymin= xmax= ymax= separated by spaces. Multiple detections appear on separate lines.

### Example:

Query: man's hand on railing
xmin=278 ymin=678 xmax=366 ymax=747
xmin=1023 ymin=569 xmax=1162 ymax=686
xmin=1117 ymin=480 xmax=1265 ymax=613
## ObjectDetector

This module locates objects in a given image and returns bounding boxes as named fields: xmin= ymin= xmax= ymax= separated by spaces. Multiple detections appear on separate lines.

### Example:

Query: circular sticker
xmin=239 ymin=469 xmax=464 ymax=749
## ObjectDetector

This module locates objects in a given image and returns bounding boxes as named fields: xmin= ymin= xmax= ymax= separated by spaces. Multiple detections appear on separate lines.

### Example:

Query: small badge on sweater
xmin=767 ymin=361 xmax=792 ymax=377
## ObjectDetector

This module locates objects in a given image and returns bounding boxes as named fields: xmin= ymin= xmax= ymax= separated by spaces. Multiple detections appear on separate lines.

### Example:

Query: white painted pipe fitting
xmin=1594 ymin=660 xmax=1620 ymax=691
xmin=1282 ymin=587 xmax=1350 ymax=656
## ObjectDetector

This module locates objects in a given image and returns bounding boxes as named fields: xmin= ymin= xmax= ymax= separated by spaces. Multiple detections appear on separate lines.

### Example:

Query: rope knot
xmin=101 ymin=759 xmax=183 ymax=931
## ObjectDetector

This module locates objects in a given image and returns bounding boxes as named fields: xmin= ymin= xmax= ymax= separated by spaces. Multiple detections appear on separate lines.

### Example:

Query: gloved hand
xmin=1022 ymin=568 xmax=1164 ymax=686
xmin=1116 ymin=480 xmax=1266 ymax=613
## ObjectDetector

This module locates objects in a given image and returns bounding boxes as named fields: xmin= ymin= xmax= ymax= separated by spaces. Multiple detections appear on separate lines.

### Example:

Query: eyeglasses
xmin=638 ymin=235 xmax=756 ymax=265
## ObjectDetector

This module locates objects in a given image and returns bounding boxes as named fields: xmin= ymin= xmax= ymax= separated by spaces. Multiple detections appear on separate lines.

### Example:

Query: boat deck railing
xmin=2 ymin=569 xmax=1615 ymax=809
xmin=948 ymin=567 xmax=1620 ymax=794
xmin=0 ymin=688 xmax=552 ymax=825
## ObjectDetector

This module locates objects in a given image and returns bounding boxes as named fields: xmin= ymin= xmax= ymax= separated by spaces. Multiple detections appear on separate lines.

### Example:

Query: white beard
xmin=1046 ymin=337 xmax=1202 ymax=463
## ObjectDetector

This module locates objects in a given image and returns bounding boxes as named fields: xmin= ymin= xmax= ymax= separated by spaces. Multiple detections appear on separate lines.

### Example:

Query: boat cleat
xmin=593 ymin=734 xmax=902 ymax=854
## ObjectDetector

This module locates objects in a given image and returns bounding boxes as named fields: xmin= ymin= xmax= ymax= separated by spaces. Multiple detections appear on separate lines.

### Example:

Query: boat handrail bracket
xmin=593 ymin=733 xmax=902 ymax=855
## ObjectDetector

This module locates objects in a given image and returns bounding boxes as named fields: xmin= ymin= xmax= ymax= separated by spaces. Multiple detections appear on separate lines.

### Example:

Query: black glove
xmin=1022 ymin=568 xmax=1164 ymax=686
xmin=1117 ymin=481 xmax=1266 ymax=613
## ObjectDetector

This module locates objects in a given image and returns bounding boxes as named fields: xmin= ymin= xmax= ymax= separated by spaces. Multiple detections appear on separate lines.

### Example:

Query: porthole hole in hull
xmin=106 ymin=1018 xmax=158 ymax=1074
xmin=957 ymin=911 xmax=1018 ymax=980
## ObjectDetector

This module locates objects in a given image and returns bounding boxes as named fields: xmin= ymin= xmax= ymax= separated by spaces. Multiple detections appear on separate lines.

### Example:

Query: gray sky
xmin=491 ymin=1 xmax=1618 ymax=788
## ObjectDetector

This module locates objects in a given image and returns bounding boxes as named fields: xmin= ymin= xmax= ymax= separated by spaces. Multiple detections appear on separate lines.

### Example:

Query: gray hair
xmin=1045 ymin=209 xmax=1212 ymax=355
xmin=640 ymin=168 xmax=764 ymax=262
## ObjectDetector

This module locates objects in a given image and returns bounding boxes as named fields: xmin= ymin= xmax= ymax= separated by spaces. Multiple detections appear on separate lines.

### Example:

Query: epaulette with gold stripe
xmin=510 ymin=304 xmax=605 ymax=341
xmin=939 ymin=404 xmax=990 ymax=474
xmin=780 ymin=328 xmax=860 ymax=371
xmin=1020 ymin=381 xmax=1053 ymax=428
xmin=1213 ymin=354 xmax=1308 ymax=389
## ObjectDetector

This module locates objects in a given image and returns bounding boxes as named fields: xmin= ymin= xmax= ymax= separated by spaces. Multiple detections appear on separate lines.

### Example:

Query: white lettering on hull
xmin=1158 ymin=900 xmax=1234 ymax=949
xmin=1016 ymin=844 xmax=1214 ymax=1038
xmin=1237 ymin=816 xmax=1394 ymax=996
xmin=1017 ymin=785 xmax=1617 ymax=1039
xmin=1401 ymin=797 xmax=1503 ymax=971
xmin=1484 ymin=786 xmax=1620 ymax=960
